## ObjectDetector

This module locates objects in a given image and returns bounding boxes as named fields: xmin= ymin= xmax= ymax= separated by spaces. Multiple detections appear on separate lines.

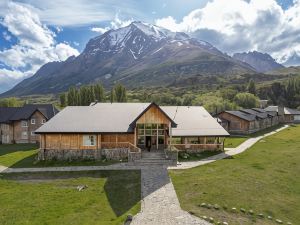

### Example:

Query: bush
xmin=234 ymin=92 xmax=259 ymax=108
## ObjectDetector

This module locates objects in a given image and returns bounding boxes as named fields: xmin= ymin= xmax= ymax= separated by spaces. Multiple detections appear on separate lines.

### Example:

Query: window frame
xmin=21 ymin=131 xmax=28 ymax=139
xmin=83 ymin=135 xmax=96 ymax=146
xmin=31 ymin=119 xmax=36 ymax=124
xmin=21 ymin=120 xmax=28 ymax=127
xmin=41 ymin=119 xmax=46 ymax=124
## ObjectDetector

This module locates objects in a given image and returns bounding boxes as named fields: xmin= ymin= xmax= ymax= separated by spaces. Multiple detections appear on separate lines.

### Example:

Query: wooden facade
xmin=218 ymin=111 xmax=279 ymax=135
xmin=38 ymin=103 xmax=227 ymax=159
xmin=1 ymin=111 xmax=47 ymax=144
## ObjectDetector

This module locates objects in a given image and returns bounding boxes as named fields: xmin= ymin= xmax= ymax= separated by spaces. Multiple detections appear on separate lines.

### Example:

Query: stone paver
xmin=131 ymin=166 xmax=209 ymax=225
xmin=169 ymin=125 xmax=289 ymax=170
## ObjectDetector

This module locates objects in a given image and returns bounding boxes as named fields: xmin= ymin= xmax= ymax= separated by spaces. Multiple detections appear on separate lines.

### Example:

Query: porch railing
xmin=172 ymin=143 xmax=224 ymax=151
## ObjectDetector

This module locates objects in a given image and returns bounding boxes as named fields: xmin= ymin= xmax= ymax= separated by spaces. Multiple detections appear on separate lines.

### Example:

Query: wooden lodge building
xmin=0 ymin=104 xmax=58 ymax=144
xmin=265 ymin=106 xmax=300 ymax=123
xmin=35 ymin=102 xmax=229 ymax=162
xmin=217 ymin=108 xmax=280 ymax=135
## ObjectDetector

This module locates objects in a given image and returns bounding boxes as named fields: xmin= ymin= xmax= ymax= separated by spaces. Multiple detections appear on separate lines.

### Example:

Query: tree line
xmin=60 ymin=83 xmax=127 ymax=107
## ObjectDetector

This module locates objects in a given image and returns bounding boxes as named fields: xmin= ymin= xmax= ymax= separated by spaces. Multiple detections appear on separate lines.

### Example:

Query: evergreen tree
xmin=110 ymin=89 xmax=115 ymax=103
xmin=67 ymin=87 xmax=78 ymax=106
xmin=113 ymin=83 xmax=127 ymax=102
xmin=247 ymin=79 xmax=256 ymax=95
xmin=94 ymin=83 xmax=105 ymax=102
xmin=59 ymin=93 xmax=67 ymax=107
xmin=88 ymin=85 xmax=96 ymax=104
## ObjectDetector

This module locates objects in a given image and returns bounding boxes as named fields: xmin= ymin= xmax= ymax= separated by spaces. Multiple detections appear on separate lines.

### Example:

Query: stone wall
xmin=102 ymin=148 xmax=128 ymax=160
xmin=38 ymin=148 xmax=130 ymax=161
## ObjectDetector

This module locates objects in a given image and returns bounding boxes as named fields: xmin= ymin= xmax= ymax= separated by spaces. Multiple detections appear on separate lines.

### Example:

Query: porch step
xmin=133 ymin=159 xmax=174 ymax=165
xmin=142 ymin=152 xmax=166 ymax=159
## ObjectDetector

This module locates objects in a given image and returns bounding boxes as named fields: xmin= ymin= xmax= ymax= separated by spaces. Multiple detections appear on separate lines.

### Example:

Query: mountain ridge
xmin=233 ymin=51 xmax=284 ymax=73
xmin=2 ymin=21 xmax=257 ymax=97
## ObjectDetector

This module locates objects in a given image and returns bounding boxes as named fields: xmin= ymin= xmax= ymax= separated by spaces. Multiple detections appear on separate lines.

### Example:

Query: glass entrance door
xmin=137 ymin=123 xmax=166 ymax=150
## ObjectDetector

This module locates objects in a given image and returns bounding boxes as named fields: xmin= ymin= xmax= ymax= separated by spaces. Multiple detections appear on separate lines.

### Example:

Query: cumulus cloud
xmin=91 ymin=14 xmax=133 ymax=34
xmin=0 ymin=2 xmax=79 ymax=93
xmin=155 ymin=0 xmax=300 ymax=65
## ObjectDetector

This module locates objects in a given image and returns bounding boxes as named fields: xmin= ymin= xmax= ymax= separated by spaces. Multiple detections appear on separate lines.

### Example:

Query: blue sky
xmin=0 ymin=0 xmax=299 ymax=93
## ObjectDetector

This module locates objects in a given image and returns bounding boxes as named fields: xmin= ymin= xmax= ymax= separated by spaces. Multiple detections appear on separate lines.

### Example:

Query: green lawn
xmin=178 ymin=151 xmax=223 ymax=162
xmin=224 ymin=125 xmax=284 ymax=148
xmin=0 ymin=144 xmax=119 ymax=168
xmin=170 ymin=125 xmax=300 ymax=225
xmin=224 ymin=137 xmax=248 ymax=148
xmin=0 ymin=170 xmax=141 ymax=225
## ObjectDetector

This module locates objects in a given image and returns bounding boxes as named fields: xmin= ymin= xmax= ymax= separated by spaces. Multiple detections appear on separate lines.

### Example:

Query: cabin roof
xmin=265 ymin=106 xmax=300 ymax=115
xmin=0 ymin=104 xmax=58 ymax=123
xmin=223 ymin=110 xmax=257 ymax=121
xmin=36 ymin=103 xmax=229 ymax=136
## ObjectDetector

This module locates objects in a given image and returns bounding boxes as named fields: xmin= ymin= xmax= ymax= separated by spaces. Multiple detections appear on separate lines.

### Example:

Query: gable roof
xmin=223 ymin=110 xmax=257 ymax=122
xmin=130 ymin=102 xmax=176 ymax=127
xmin=239 ymin=109 xmax=268 ymax=119
xmin=36 ymin=103 xmax=152 ymax=133
xmin=161 ymin=106 xmax=229 ymax=136
xmin=0 ymin=107 xmax=19 ymax=123
xmin=36 ymin=103 xmax=229 ymax=136
xmin=0 ymin=104 xmax=58 ymax=123
xmin=265 ymin=106 xmax=300 ymax=115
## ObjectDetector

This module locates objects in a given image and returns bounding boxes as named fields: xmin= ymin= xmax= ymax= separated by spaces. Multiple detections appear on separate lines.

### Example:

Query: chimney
xmin=278 ymin=105 xmax=284 ymax=116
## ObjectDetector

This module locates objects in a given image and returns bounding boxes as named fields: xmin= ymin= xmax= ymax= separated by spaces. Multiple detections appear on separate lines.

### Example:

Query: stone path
xmin=131 ymin=166 xmax=209 ymax=225
xmin=169 ymin=125 xmax=289 ymax=170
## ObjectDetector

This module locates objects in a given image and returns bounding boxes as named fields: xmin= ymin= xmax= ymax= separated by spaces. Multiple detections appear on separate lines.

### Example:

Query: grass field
xmin=0 ymin=170 xmax=141 ymax=225
xmin=0 ymin=144 xmax=119 ymax=168
xmin=224 ymin=137 xmax=248 ymax=148
xmin=224 ymin=125 xmax=284 ymax=148
xmin=178 ymin=151 xmax=223 ymax=162
xmin=170 ymin=125 xmax=300 ymax=225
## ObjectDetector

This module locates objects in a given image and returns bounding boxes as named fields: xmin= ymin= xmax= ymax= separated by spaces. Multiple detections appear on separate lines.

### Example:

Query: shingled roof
xmin=0 ymin=104 xmax=58 ymax=123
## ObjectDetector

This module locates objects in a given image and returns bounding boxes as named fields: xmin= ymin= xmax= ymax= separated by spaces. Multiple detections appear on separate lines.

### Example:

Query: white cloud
xmin=91 ymin=27 xmax=110 ymax=34
xmin=155 ymin=0 xmax=300 ymax=65
xmin=0 ymin=2 xmax=79 ymax=93
xmin=91 ymin=14 xmax=133 ymax=33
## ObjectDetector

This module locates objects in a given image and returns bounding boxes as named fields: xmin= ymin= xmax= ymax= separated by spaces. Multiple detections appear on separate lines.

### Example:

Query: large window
xmin=83 ymin=135 xmax=96 ymax=146
xmin=137 ymin=123 xmax=165 ymax=146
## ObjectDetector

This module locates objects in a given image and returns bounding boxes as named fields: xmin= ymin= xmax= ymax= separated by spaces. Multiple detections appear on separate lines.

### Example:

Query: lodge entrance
xmin=137 ymin=123 xmax=167 ymax=151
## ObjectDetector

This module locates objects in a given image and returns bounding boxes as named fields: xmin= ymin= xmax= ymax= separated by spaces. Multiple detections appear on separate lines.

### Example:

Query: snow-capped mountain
xmin=233 ymin=51 xmax=284 ymax=73
xmin=2 ymin=21 xmax=256 ymax=97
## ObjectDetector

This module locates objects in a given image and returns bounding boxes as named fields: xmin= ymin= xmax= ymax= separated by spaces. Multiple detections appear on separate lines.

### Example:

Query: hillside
xmin=233 ymin=51 xmax=284 ymax=73
xmin=1 ymin=21 xmax=257 ymax=97
xmin=266 ymin=66 xmax=300 ymax=75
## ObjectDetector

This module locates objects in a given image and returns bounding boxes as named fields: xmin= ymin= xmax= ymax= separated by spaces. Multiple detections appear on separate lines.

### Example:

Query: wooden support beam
xmin=134 ymin=127 xmax=137 ymax=147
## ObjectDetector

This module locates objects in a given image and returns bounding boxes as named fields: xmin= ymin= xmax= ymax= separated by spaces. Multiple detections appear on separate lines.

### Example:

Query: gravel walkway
xmin=131 ymin=166 xmax=209 ymax=225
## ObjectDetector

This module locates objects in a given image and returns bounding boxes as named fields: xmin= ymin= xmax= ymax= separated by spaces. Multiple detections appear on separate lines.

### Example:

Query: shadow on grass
xmin=1 ymin=170 xmax=141 ymax=217
xmin=0 ymin=144 xmax=38 ymax=156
